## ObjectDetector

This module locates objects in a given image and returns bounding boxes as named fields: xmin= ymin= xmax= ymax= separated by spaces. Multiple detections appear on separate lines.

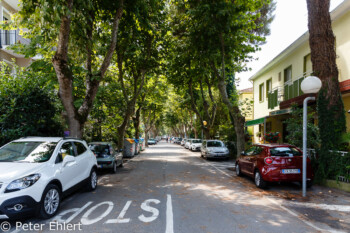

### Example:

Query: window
xmin=245 ymin=146 xmax=263 ymax=156
xmin=74 ymin=142 xmax=87 ymax=156
xmin=266 ymin=79 xmax=272 ymax=97
xmin=278 ymin=72 xmax=281 ymax=82
xmin=259 ymin=83 xmax=264 ymax=102
xmin=270 ymin=147 xmax=301 ymax=157
xmin=60 ymin=142 xmax=75 ymax=157
xmin=303 ymin=54 xmax=312 ymax=74
xmin=284 ymin=66 xmax=292 ymax=83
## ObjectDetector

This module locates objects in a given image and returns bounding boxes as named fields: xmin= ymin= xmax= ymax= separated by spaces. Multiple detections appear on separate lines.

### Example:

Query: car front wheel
xmin=254 ymin=170 xmax=266 ymax=188
xmin=112 ymin=162 xmax=117 ymax=173
xmin=236 ymin=163 xmax=242 ymax=176
xmin=86 ymin=168 xmax=98 ymax=191
xmin=38 ymin=184 xmax=61 ymax=219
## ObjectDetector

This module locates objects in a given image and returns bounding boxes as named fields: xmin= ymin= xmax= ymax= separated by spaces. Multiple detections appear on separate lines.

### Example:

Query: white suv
xmin=0 ymin=137 xmax=97 ymax=219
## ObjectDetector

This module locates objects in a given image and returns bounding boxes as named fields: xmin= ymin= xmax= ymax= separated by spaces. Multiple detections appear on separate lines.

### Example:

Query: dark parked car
xmin=235 ymin=144 xmax=314 ymax=188
xmin=89 ymin=142 xmax=123 ymax=173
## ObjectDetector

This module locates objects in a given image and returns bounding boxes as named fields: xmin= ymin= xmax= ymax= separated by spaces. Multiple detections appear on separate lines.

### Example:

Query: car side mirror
xmin=62 ymin=155 xmax=75 ymax=167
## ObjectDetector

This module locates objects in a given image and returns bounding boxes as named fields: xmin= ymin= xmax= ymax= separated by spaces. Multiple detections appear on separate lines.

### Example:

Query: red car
xmin=235 ymin=144 xmax=314 ymax=188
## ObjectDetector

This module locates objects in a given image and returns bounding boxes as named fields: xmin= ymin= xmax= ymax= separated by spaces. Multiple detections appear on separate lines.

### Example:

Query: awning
xmin=245 ymin=117 xmax=266 ymax=127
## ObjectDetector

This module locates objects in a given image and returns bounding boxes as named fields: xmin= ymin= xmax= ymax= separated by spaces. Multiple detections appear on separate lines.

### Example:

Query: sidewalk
xmin=276 ymin=185 xmax=350 ymax=233
xmin=228 ymin=165 xmax=350 ymax=232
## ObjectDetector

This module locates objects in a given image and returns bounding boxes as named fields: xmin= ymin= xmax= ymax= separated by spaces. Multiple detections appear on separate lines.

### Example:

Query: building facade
xmin=0 ymin=0 xmax=32 ymax=71
xmin=247 ymin=0 xmax=350 ymax=144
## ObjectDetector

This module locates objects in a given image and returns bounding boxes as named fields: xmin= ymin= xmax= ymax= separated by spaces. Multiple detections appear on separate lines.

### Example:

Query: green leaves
xmin=0 ymin=63 xmax=63 ymax=145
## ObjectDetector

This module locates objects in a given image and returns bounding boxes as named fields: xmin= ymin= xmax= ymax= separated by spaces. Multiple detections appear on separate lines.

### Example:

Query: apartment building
xmin=0 ymin=0 xmax=32 ymax=71
xmin=247 ymin=0 xmax=350 ymax=143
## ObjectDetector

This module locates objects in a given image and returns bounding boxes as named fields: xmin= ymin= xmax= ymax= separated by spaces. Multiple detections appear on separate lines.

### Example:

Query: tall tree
xmin=170 ymin=0 xmax=275 ymax=155
xmin=306 ymin=0 xmax=346 ymax=181
xmin=13 ymin=0 xmax=124 ymax=138
xmin=114 ymin=0 xmax=168 ymax=149
xmin=306 ymin=0 xmax=346 ymax=151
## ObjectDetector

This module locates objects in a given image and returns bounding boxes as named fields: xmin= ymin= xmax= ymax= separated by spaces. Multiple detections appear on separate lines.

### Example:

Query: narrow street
xmin=6 ymin=142 xmax=350 ymax=233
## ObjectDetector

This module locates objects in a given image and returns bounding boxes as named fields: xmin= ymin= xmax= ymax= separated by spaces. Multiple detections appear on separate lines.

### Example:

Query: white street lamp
xmin=300 ymin=76 xmax=322 ymax=197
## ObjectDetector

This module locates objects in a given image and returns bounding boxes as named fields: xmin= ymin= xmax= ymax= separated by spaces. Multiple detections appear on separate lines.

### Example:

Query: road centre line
xmin=166 ymin=194 xmax=174 ymax=233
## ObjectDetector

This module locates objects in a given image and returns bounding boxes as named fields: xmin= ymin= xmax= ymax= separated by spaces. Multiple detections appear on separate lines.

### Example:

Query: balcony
xmin=0 ymin=30 xmax=30 ymax=48
xmin=267 ymin=72 xmax=314 ymax=110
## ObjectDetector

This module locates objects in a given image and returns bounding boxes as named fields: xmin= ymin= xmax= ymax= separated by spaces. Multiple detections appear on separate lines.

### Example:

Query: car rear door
xmin=55 ymin=141 xmax=80 ymax=191
xmin=73 ymin=141 xmax=91 ymax=181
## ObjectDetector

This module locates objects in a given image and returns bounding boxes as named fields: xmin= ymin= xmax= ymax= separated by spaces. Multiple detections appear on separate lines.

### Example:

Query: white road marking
xmin=53 ymin=201 xmax=93 ymax=223
xmin=266 ymin=197 xmax=346 ymax=233
xmin=105 ymin=201 xmax=132 ymax=224
xmin=138 ymin=199 xmax=161 ymax=223
xmin=284 ymin=202 xmax=350 ymax=212
xmin=165 ymin=194 xmax=174 ymax=233
xmin=81 ymin=201 xmax=114 ymax=225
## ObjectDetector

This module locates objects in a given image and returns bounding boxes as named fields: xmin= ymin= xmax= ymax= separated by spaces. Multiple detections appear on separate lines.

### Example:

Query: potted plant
xmin=264 ymin=132 xmax=280 ymax=143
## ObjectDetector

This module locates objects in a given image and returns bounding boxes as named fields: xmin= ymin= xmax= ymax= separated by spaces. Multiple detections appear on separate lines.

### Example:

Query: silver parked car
xmin=89 ymin=142 xmax=123 ymax=173
xmin=201 ymin=140 xmax=229 ymax=159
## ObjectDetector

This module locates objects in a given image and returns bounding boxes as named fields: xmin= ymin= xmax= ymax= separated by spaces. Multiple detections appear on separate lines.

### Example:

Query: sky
xmin=236 ymin=0 xmax=344 ymax=90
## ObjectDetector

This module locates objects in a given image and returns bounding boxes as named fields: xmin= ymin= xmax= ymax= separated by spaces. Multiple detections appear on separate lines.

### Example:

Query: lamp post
xmin=300 ymin=76 xmax=322 ymax=197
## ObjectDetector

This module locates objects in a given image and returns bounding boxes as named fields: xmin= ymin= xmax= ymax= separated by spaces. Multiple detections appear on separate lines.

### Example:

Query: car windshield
xmin=192 ymin=140 xmax=201 ymax=143
xmin=207 ymin=141 xmax=223 ymax=147
xmin=270 ymin=147 xmax=301 ymax=157
xmin=0 ymin=141 xmax=57 ymax=163
xmin=89 ymin=144 xmax=110 ymax=156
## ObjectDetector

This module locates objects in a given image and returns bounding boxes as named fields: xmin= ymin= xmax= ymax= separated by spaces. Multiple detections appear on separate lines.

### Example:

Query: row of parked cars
xmin=175 ymin=137 xmax=314 ymax=189
xmin=178 ymin=138 xmax=230 ymax=159
xmin=0 ymin=136 xmax=130 ymax=220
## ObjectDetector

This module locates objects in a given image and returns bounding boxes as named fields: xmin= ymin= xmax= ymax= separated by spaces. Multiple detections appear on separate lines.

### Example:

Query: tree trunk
xmin=53 ymin=1 xmax=124 ymax=138
xmin=133 ymin=107 xmax=141 ymax=140
xmin=212 ymin=33 xmax=245 ymax=156
xmin=117 ymin=103 xmax=134 ymax=150
xmin=306 ymin=0 xmax=346 ymax=150
xmin=203 ymin=127 xmax=210 ymax=139
xmin=217 ymin=78 xmax=245 ymax=155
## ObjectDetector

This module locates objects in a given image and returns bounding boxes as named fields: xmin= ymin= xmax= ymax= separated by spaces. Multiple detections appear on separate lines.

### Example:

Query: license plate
xmin=282 ymin=169 xmax=300 ymax=174
xmin=98 ymin=165 xmax=103 ymax=168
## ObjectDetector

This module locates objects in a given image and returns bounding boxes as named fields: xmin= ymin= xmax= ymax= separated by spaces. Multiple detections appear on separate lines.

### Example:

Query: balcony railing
xmin=0 ymin=30 xmax=30 ymax=48
xmin=284 ymin=71 xmax=312 ymax=101
xmin=267 ymin=71 xmax=314 ymax=110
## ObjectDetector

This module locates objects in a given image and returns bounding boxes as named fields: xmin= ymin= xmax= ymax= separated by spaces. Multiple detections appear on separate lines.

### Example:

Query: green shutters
xmin=283 ymin=77 xmax=305 ymax=101
xmin=284 ymin=85 xmax=289 ymax=100
xmin=299 ymin=77 xmax=304 ymax=95
xmin=268 ymin=89 xmax=278 ymax=109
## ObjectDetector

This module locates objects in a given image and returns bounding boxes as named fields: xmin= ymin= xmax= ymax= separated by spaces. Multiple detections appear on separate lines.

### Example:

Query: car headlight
xmin=5 ymin=174 xmax=41 ymax=193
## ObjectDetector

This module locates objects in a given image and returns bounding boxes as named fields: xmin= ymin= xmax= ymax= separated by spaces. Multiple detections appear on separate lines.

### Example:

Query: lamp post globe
xmin=301 ymin=76 xmax=322 ymax=94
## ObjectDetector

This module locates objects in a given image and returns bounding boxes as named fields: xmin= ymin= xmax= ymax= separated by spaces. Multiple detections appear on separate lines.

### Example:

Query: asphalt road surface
xmin=3 ymin=142 xmax=349 ymax=233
